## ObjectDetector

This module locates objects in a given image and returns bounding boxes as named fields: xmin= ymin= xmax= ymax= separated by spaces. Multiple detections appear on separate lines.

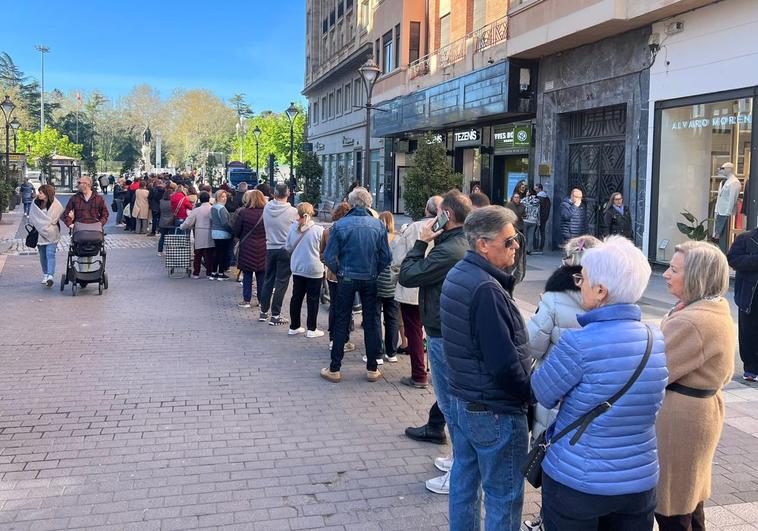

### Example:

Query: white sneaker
xmin=425 ymin=471 xmax=450 ymax=495
xmin=434 ymin=456 xmax=453 ymax=473
xmin=384 ymin=354 xmax=398 ymax=363
xmin=362 ymin=355 xmax=383 ymax=365
xmin=306 ymin=329 xmax=325 ymax=338
xmin=45 ymin=275 xmax=54 ymax=287
xmin=40 ymin=275 xmax=48 ymax=284
xmin=288 ymin=327 xmax=306 ymax=336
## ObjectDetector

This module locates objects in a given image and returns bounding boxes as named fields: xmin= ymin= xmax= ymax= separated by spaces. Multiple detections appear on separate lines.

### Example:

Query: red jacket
xmin=170 ymin=192 xmax=193 ymax=221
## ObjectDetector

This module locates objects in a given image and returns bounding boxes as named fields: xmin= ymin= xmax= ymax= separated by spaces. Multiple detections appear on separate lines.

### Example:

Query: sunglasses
xmin=503 ymin=235 xmax=518 ymax=249
xmin=572 ymin=273 xmax=584 ymax=287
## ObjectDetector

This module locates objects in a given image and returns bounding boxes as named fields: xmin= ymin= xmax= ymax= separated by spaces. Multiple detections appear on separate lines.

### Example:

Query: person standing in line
xmin=505 ymin=192 xmax=525 ymax=234
xmin=113 ymin=178 xmax=127 ymax=227
xmin=259 ymin=183 xmax=299 ymax=326
xmin=157 ymin=184 xmax=178 ymax=256
xmin=441 ymin=206 xmax=532 ymax=530
xmin=522 ymin=189 xmax=541 ymax=254
xmin=170 ymin=184 xmax=193 ymax=228
xmin=29 ymin=184 xmax=63 ymax=287
xmin=728 ymin=226 xmax=758 ymax=381
xmin=209 ymin=191 xmax=233 ymax=280
xmin=99 ymin=174 xmax=109 ymax=195
xmin=234 ymin=190 xmax=268 ymax=308
xmin=132 ymin=180 xmax=151 ymax=234
xmin=320 ymin=202 xmax=356 ymax=353
xmin=656 ymin=242 xmax=734 ymax=530
xmin=286 ymin=202 xmax=326 ymax=338
xmin=560 ymin=188 xmax=588 ymax=243
xmin=534 ymin=183 xmax=551 ymax=254
xmin=20 ymin=178 xmax=34 ymax=217
xmin=601 ymin=192 xmax=633 ymax=240
xmin=400 ymin=190 xmax=472 ymax=496
xmin=126 ymin=177 xmax=140 ymax=231
xmin=322 ymin=187 xmax=391 ymax=383
xmin=148 ymin=179 xmax=164 ymax=237
xmin=394 ymin=195 xmax=442 ymax=389
xmin=373 ymin=211 xmax=401 ymax=365
xmin=180 ymin=191 xmax=215 ymax=279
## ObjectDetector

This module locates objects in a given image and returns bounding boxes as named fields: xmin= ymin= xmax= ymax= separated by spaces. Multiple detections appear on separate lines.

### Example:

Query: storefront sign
xmin=342 ymin=136 xmax=355 ymax=147
xmin=671 ymin=113 xmax=752 ymax=130
xmin=454 ymin=129 xmax=480 ymax=147
xmin=424 ymin=132 xmax=445 ymax=145
xmin=494 ymin=123 xmax=532 ymax=154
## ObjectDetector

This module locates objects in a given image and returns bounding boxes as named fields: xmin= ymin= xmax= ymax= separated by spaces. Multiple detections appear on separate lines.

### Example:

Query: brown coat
xmin=132 ymin=189 xmax=150 ymax=220
xmin=656 ymin=298 xmax=735 ymax=516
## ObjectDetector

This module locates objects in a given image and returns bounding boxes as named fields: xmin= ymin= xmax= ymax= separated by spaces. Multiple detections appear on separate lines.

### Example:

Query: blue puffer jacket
xmin=560 ymin=197 xmax=588 ymax=242
xmin=324 ymin=207 xmax=391 ymax=281
xmin=531 ymin=304 xmax=668 ymax=496
xmin=20 ymin=182 xmax=34 ymax=203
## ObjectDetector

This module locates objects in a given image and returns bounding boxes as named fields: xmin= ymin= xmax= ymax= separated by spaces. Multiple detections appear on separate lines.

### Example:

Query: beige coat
xmin=132 ymin=189 xmax=150 ymax=220
xmin=391 ymin=219 xmax=434 ymax=305
xmin=656 ymin=298 xmax=735 ymax=515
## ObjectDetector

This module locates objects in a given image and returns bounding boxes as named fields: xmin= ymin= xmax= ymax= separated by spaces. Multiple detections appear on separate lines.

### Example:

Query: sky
xmin=3 ymin=0 xmax=306 ymax=113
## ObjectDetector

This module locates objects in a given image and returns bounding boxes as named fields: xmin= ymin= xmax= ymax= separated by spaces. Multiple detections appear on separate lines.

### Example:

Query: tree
xmin=237 ymin=105 xmax=306 ymax=170
xmin=298 ymin=152 xmax=322 ymax=206
xmin=16 ymin=128 xmax=82 ymax=178
xmin=404 ymin=133 xmax=463 ymax=219
xmin=229 ymin=93 xmax=253 ymax=120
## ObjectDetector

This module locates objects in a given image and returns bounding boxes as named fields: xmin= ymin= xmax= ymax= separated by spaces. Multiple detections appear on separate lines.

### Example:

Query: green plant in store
xmin=676 ymin=210 xmax=711 ymax=241
xmin=404 ymin=133 xmax=463 ymax=219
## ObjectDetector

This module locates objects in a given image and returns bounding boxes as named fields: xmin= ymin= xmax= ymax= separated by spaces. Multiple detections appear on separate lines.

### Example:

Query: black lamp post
xmin=285 ymin=102 xmax=299 ymax=204
xmin=10 ymin=118 xmax=20 ymax=152
xmin=358 ymin=58 xmax=380 ymax=186
xmin=253 ymin=126 xmax=262 ymax=181
xmin=1 ymin=95 xmax=17 ymax=180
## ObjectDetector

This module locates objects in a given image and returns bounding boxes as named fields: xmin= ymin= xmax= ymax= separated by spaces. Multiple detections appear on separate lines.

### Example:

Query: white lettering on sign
xmin=455 ymin=130 xmax=479 ymax=142
xmin=672 ymin=113 xmax=752 ymax=130
xmin=426 ymin=134 xmax=444 ymax=144
xmin=494 ymin=131 xmax=514 ymax=142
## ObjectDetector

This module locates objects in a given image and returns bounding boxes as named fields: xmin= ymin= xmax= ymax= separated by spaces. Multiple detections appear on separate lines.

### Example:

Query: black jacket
xmin=441 ymin=251 xmax=531 ymax=414
xmin=148 ymin=187 xmax=164 ymax=213
xmin=728 ymin=228 xmax=758 ymax=313
xmin=601 ymin=205 xmax=633 ymax=239
xmin=399 ymin=227 xmax=469 ymax=337
xmin=560 ymin=198 xmax=588 ymax=242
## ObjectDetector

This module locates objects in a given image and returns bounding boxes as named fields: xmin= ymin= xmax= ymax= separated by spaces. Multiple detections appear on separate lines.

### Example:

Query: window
xmin=375 ymin=38 xmax=380 ymax=64
xmin=338 ymin=21 xmax=344 ymax=50
xmin=382 ymin=30 xmax=393 ymax=72
xmin=338 ymin=0 xmax=344 ymax=18
xmin=440 ymin=14 xmax=451 ymax=48
xmin=321 ymin=97 xmax=327 ymax=121
xmin=336 ymin=88 xmax=342 ymax=115
xmin=655 ymin=96 xmax=753 ymax=258
xmin=346 ymin=0 xmax=353 ymax=11
xmin=354 ymin=79 xmax=363 ymax=107
xmin=322 ymin=17 xmax=328 ymax=34
xmin=394 ymin=24 xmax=400 ymax=70
xmin=344 ymin=83 xmax=351 ymax=113
xmin=409 ymin=22 xmax=421 ymax=64
xmin=313 ymin=102 xmax=319 ymax=124
xmin=360 ymin=1 xmax=369 ymax=30
xmin=328 ymin=93 xmax=334 ymax=118
xmin=330 ymin=8 xmax=336 ymax=26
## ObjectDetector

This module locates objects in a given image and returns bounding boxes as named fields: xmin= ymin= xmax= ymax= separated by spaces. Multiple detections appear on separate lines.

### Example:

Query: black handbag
xmin=111 ymin=200 xmax=117 ymax=213
xmin=523 ymin=325 xmax=654 ymax=488
xmin=24 ymin=224 xmax=39 ymax=248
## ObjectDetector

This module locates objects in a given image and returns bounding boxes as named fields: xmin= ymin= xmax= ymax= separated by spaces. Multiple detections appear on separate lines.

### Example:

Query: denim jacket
xmin=323 ymin=208 xmax=391 ymax=281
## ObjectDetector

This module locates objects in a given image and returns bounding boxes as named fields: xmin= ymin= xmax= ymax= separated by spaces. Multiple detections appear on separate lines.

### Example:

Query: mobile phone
xmin=432 ymin=210 xmax=449 ymax=232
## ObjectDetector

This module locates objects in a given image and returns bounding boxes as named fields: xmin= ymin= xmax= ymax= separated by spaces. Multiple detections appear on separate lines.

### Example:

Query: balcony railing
xmin=408 ymin=15 xmax=509 ymax=81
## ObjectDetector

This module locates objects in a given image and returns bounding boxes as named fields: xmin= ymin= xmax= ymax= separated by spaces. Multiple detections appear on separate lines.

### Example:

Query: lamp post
xmin=235 ymin=122 xmax=245 ymax=162
xmin=358 ymin=58 xmax=380 ymax=187
xmin=1 ymin=95 xmax=17 ymax=180
xmin=285 ymin=102 xmax=299 ymax=204
xmin=10 ymin=118 xmax=20 ymax=152
xmin=253 ymin=126 xmax=262 ymax=180
xmin=35 ymin=45 xmax=50 ymax=132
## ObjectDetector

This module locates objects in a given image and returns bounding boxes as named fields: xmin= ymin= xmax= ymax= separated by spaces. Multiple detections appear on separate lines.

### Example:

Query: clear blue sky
xmin=4 ymin=0 xmax=306 ymax=113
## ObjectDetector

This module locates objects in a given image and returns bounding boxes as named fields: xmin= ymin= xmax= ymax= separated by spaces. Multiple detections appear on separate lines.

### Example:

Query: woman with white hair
xmin=531 ymin=236 xmax=668 ymax=530
xmin=655 ymin=241 xmax=734 ymax=530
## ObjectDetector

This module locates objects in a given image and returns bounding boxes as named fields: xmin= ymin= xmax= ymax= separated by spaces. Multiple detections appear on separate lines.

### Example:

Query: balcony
xmin=304 ymin=38 xmax=372 ymax=94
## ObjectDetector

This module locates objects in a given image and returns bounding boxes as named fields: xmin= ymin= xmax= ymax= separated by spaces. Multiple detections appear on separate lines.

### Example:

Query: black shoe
xmin=405 ymin=424 xmax=447 ymax=444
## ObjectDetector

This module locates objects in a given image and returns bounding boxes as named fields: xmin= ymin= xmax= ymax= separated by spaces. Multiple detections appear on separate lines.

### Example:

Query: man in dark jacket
xmin=441 ymin=205 xmax=531 ymax=529
xmin=322 ymin=186 xmax=391 ymax=383
xmin=20 ymin=178 xmax=34 ymax=217
xmin=728 ymin=228 xmax=758 ymax=381
xmin=400 ymin=190 xmax=471 ymax=495
xmin=560 ymin=188 xmax=588 ymax=243
xmin=535 ymin=183 xmax=550 ymax=253
xmin=148 ymin=181 xmax=164 ymax=237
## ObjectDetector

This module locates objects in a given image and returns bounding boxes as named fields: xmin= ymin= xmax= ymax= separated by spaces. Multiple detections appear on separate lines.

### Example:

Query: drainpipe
xmin=424 ymin=0 xmax=430 ymax=56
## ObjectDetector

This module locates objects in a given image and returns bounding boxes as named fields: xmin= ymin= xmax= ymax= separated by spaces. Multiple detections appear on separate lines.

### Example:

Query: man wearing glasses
xmin=61 ymin=175 xmax=109 ymax=229
xmin=439 ymin=205 xmax=532 ymax=530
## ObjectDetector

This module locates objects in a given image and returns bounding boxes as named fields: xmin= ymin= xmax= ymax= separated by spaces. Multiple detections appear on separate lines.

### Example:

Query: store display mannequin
xmin=713 ymin=162 xmax=741 ymax=253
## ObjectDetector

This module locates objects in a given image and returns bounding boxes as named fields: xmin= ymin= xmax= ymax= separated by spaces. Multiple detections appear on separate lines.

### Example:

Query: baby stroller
xmin=60 ymin=222 xmax=108 ymax=296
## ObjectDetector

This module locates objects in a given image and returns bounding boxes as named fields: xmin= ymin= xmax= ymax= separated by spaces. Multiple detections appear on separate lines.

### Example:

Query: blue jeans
xmin=23 ymin=202 xmax=31 ymax=216
xmin=115 ymin=199 xmax=124 ymax=225
xmin=242 ymin=270 xmax=265 ymax=304
xmin=38 ymin=243 xmax=57 ymax=276
xmin=449 ymin=398 xmax=528 ymax=531
xmin=428 ymin=336 xmax=454 ymax=445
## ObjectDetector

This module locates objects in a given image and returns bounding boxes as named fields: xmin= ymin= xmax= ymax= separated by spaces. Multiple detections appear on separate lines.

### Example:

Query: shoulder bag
xmin=233 ymin=214 xmax=264 ymax=261
xmin=523 ymin=325 xmax=654 ymax=488
xmin=25 ymin=223 xmax=39 ymax=248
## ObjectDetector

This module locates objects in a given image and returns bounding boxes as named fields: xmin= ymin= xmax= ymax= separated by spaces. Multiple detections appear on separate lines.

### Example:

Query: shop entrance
xmin=492 ymin=155 xmax=530 ymax=205
xmin=453 ymin=146 xmax=481 ymax=194
xmin=567 ymin=105 xmax=627 ymax=236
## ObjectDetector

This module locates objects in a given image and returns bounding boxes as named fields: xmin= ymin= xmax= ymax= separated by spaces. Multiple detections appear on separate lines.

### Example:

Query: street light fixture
xmin=35 ymin=45 xmax=50 ymax=132
xmin=0 ymin=95 xmax=17 ymax=180
xmin=358 ymin=58 xmax=381 ymax=187
xmin=253 ymin=126 xmax=262 ymax=181
xmin=285 ymin=102 xmax=299 ymax=203
xmin=10 ymin=117 xmax=20 ymax=152
xmin=235 ymin=122 xmax=246 ymax=162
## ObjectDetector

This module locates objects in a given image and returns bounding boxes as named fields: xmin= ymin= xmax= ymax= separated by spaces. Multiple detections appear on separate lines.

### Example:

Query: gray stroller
xmin=60 ymin=222 xmax=108 ymax=296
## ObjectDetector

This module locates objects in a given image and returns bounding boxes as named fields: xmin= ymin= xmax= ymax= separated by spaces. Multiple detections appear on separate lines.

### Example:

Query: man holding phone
xmin=399 ymin=190 xmax=471 ymax=495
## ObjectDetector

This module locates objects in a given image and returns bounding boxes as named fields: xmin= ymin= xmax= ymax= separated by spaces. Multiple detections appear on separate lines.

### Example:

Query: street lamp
xmin=285 ymin=102 xmax=299 ymax=203
xmin=1 ymin=95 xmax=17 ymax=180
xmin=358 ymin=58 xmax=380 ymax=187
xmin=10 ymin=117 xmax=20 ymax=152
xmin=253 ymin=126 xmax=262 ymax=180
xmin=235 ymin=122 xmax=245 ymax=162
xmin=35 ymin=45 xmax=50 ymax=132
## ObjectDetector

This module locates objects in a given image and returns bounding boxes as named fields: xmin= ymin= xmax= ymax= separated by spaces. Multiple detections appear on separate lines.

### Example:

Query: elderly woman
xmin=656 ymin=241 xmax=734 ymax=531
xmin=233 ymin=190 xmax=268 ymax=308
xmin=210 ymin=190 xmax=233 ymax=280
xmin=180 ymin=191 xmax=215 ymax=279
xmin=132 ymin=180 xmax=151 ymax=234
xmin=531 ymin=236 xmax=668 ymax=530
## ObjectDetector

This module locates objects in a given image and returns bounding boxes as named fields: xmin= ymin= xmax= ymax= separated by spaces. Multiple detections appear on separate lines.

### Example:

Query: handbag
xmin=111 ymin=200 xmax=117 ymax=213
xmin=523 ymin=325 xmax=654 ymax=488
xmin=25 ymin=224 xmax=39 ymax=248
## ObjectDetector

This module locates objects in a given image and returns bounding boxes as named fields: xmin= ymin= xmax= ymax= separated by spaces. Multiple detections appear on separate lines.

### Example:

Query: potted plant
xmin=676 ymin=210 xmax=711 ymax=241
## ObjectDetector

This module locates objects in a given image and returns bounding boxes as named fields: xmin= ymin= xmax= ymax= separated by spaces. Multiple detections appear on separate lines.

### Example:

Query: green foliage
xmin=0 ymin=181 xmax=14 ymax=213
xmin=298 ymin=152 xmax=323 ymax=206
xmin=237 ymin=106 xmax=306 ymax=170
xmin=17 ymin=128 xmax=83 ymax=177
xmin=404 ymin=134 xmax=463 ymax=219
xmin=676 ymin=210 xmax=710 ymax=241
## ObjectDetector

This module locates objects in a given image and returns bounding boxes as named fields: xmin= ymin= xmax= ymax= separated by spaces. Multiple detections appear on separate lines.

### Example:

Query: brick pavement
xmin=0 ymin=227 xmax=756 ymax=530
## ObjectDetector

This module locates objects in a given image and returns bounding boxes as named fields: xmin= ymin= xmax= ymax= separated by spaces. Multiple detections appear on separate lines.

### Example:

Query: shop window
xmin=656 ymin=96 xmax=753 ymax=259
xmin=409 ymin=21 xmax=421 ymax=64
